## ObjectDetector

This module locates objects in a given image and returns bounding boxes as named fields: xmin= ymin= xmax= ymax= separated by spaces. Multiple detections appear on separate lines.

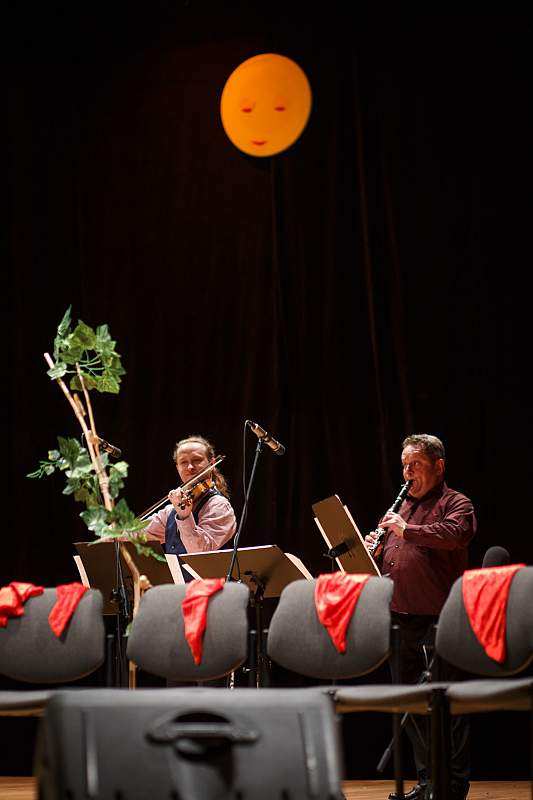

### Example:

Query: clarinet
xmin=367 ymin=480 xmax=412 ymax=556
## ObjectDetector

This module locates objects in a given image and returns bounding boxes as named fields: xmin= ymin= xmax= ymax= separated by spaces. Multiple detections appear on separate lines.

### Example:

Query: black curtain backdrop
xmin=5 ymin=4 xmax=532 ymax=779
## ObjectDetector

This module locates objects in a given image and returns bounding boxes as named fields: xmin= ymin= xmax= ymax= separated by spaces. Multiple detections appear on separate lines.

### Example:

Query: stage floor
xmin=1 ymin=778 xmax=529 ymax=799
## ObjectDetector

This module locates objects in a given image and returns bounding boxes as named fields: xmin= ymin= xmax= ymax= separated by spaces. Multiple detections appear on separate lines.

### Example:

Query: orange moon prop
xmin=220 ymin=53 xmax=312 ymax=157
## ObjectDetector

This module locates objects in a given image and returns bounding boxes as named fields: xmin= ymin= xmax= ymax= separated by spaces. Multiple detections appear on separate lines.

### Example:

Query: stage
xmin=1 ymin=777 xmax=530 ymax=799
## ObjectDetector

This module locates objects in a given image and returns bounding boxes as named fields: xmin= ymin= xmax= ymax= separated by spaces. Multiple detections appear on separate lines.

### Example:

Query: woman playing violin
xmin=144 ymin=435 xmax=236 ymax=557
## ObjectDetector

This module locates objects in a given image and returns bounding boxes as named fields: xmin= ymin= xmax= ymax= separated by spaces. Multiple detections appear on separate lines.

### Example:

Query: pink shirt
xmin=145 ymin=494 xmax=236 ymax=553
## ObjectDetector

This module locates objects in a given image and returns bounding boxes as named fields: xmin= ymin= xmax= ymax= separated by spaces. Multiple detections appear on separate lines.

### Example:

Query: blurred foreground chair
xmin=36 ymin=685 xmax=345 ymax=800
xmin=127 ymin=582 xmax=250 ymax=683
xmin=0 ymin=588 xmax=105 ymax=716
xmin=335 ymin=566 xmax=533 ymax=800
xmin=266 ymin=576 xmax=412 ymax=796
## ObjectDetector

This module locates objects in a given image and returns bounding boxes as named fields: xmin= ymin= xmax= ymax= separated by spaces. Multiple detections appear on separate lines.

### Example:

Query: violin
xmin=138 ymin=455 xmax=226 ymax=520
xmin=176 ymin=475 xmax=216 ymax=509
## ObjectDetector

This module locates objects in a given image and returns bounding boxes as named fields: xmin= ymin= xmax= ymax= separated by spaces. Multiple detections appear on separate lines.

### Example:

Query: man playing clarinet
xmin=365 ymin=434 xmax=477 ymax=800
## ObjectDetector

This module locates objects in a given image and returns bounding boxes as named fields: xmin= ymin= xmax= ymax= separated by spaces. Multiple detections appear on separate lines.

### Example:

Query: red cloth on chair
xmin=0 ymin=582 xmax=44 ymax=627
xmin=48 ymin=583 xmax=88 ymax=637
xmin=462 ymin=563 xmax=525 ymax=663
xmin=315 ymin=572 xmax=371 ymax=653
xmin=182 ymin=578 xmax=225 ymax=665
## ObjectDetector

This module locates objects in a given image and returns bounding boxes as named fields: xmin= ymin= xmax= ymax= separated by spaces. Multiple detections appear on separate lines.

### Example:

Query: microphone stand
xmin=226 ymin=438 xmax=269 ymax=686
xmin=226 ymin=438 xmax=264 ymax=583
xmin=109 ymin=540 xmax=131 ymax=687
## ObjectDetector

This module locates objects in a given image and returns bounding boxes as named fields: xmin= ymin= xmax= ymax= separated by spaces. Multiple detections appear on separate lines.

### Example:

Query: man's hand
xmin=381 ymin=512 xmax=407 ymax=538
xmin=364 ymin=530 xmax=380 ymax=550
xmin=168 ymin=487 xmax=193 ymax=519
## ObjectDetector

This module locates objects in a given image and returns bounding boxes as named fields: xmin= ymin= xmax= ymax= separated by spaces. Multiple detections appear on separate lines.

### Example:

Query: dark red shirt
xmin=379 ymin=482 xmax=476 ymax=615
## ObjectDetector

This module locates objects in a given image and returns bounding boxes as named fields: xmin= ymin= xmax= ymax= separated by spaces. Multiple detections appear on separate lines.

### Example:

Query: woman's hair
xmin=173 ymin=435 xmax=229 ymax=498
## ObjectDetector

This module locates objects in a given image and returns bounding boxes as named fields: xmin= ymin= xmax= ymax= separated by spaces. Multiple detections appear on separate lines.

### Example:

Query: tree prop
xmin=28 ymin=308 xmax=162 ymax=622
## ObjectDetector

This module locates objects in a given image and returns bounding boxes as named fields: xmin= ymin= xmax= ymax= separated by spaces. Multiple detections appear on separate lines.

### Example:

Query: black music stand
xmin=180 ymin=545 xmax=313 ymax=686
xmin=74 ymin=540 xmax=183 ymax=686
xmin=312 ymin=495 xmax=381 ymax=576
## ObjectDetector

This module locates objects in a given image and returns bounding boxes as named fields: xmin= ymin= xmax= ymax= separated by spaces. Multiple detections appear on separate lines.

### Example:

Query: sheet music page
xmin=343 ymin=504 xmax=381 ymax=574
xmin=165 ymin=554 xmax=185 ymax=584
xmin=73 ymin=555 xmax=90 ymax=587
xmin=185 ymin=545 xmax=274 ymax=556
xmin=312 ymin=517 xmax=346 ymax=572
xmin=313 ymin=516 xmax=333 ymax=550
xmin=181 ymin=562 xmax=202 ymax=580
xmin=285 ymin=552 xmax=313 ymax=580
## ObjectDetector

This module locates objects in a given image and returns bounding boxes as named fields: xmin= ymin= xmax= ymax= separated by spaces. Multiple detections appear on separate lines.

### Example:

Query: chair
xmin=0 ymin=588 xmax=105 ymax=716
xmin=335 ymin=567 xmax=533 ymax=799
xmin=35 ymin=583 xmax=343 ymax=799
xmin=267 ymin=576 xmax=393 ymax=680
xmin=126 ymin=582 xmax=250 ymax=683
xmin=266 ymin=576 xmax=412 ymax=796
xmin=437 ymin=567 xmax=533 ymax=797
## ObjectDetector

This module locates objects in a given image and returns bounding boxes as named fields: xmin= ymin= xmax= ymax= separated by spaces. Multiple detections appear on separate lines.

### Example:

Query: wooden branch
xmin=43 ymin=353 xmax=114 ymax=511
xmin=75 ymin=364 xmax=113 ymax=511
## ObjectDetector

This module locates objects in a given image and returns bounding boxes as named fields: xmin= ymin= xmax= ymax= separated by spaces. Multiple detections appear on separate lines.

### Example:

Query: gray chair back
xmin=267 ymin=577 xmax=393 ymax=680
xmin=0 ymin=588 xmax=105 ymax=683
xmin=436 ymin=566 xmax=533 ymax=676
xmin=127 ymin=582 xmax=250 ymax=681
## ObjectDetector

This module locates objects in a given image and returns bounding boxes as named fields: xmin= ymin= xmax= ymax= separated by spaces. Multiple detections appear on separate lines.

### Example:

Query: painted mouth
xmin=252 ymin=140 xmax=267 ymax=146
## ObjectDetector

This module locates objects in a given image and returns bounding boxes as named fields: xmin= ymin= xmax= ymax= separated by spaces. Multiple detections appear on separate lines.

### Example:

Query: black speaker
xmin=35 ymin=687 xmax=344 ymax=799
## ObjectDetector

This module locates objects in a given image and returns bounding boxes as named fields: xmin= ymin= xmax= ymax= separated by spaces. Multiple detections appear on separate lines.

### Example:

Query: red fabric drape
xmin=462 ymin=564 xmax=525 ymax=663
xmin=315 ymin=572 xmax=371 ymax=653
xmin=181 ymin=578 xmax=225 ymax=665
xmin=48 ymin=583 xmax=88 ymax=637
xmin=0 ymin=582 xmax=44 ymax=627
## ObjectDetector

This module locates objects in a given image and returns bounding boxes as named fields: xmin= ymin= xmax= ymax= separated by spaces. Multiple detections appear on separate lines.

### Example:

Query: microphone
xmin=94 ymin=436 xmax=122 ymax=459
xmin=482 ymin=546 xmax=511 ymax=568
xmin=246 ymin=420 xmax=286 ymax=456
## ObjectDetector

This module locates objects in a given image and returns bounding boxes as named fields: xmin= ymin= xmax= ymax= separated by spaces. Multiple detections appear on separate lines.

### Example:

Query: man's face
xmin=401 ymin=445 xmax=444 ymax=499
xmin=175 ymin=442 xmax=211 ymax=485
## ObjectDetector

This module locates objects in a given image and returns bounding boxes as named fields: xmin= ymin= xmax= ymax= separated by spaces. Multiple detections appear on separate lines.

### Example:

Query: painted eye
xmin=274 ymin=105 xmax=286 ymax=111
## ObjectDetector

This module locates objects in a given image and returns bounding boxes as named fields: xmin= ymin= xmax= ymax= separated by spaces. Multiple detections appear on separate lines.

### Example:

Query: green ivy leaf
xmin=108 ymin=463 xmax=127 ymax=499
xmin=66 ymin=459 xmax=93 ymax=479
xmin=47 ymin=362 xmax=68 ymax=380
xmin=74 ymin=487 xmax=93 ymax=504
xmin=97 ymin=374 xmax=120 ymax=394
xmin=58 ymin=436 xmax=83 ymax=468
xmin=53 ymin=306 xmax=72 ymax=359
xmin=80 ymin=506 xmax=110 ymax=535
xmin=69 ymin=373 xmax=98 ymax=392
xmin=62 ymin=478 xmax=79 ymax=495
xmin=111 ymin=461 xmax=128 ymax=477
xmin=72 ymin=321 xmax=96 ymax=349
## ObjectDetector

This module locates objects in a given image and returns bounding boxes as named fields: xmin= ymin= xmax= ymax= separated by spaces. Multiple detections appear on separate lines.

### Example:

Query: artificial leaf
xmin=57 ymin=306 xmax=72 ymax=338
xmin=98 ymin=374 xmax=120 ymax=394
xmin=80 ymin=506 xmax=109 ymax=534
xmin=70 ymin=373 xmax=98 ymax=392
xmin=47 ymin=362 xmax=68 ymax=380
xmin=58 ymin=436 xmax=83 ymax=468
xmin=111 ymin=461 xmax=128 ymax=477
xmin=53 ymin=306 xmax=72 ymax=359
xmin=72 ymin=321 xmax=96 ymax=349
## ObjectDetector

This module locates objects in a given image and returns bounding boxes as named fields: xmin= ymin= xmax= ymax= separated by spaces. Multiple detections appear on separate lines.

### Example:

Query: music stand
xmin=74 ymin=541 xmax=183 ymax=615
xmin=180 ymin=545 xmax=313 ymax=686
xmin=312 ymin=495 xmax=381 ymax=576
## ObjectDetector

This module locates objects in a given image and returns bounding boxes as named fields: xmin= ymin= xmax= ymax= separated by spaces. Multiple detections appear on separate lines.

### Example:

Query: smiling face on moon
xmin=220 ymin=53 xmax=312 ymax=157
